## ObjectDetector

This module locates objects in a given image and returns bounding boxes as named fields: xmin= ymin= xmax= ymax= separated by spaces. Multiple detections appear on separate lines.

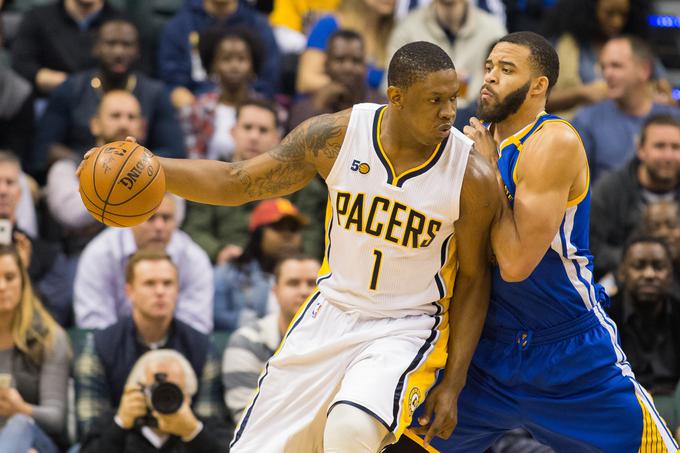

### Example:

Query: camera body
xmin=134 ymin=372 xmax=184 ymax=428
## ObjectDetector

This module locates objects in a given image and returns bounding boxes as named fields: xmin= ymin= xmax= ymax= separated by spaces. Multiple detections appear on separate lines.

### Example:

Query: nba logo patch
xmin=311 ymin=301 xmax=323 ymax=319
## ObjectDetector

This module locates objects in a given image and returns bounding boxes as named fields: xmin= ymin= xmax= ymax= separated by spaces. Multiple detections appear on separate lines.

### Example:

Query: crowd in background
xmin=0 ymin=0 xmax=679 ymax=452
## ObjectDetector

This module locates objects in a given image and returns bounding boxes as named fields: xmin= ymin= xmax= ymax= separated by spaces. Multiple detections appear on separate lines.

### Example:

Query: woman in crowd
xmin=296 ymin=0 xmax=395 ymax=93
xmin=180 ymin=26 xmax=266 ymax=161
xmin=0 ymin=244 xmax=71 ymax=453
xmin=213 ymin=199 xmax=306 ymax=333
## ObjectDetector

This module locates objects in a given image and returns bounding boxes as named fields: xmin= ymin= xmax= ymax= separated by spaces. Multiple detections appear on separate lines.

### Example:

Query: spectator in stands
xmin=33 ymin=18 xmax=184 ymax=176
xmin=10 ymin=0 xmax=122 ymax=95
xmin=158 ymin=0 xmax=281 ymax=108
xmin=181 ymin=27 xmax=265 ymax=161
xmin=213 ymin=199 xmax=307 ymax=332
xmin=385 ymin=0 xmax=506 ymax=109
xmin=0 ymin=32 xmax=32 ymax=161
xmin=74 ymin=193 xmax=214 ymax=333
xmin=0 ymin=244 xmax=71 ymax=453
xmin=183 ymin=99 xmax=327 ymax=262
xmin=607 ymin=235 xmax=680 ymax=428
xmin=296 ymin=0 xmax=395 ymax=93
xmin=542 ymin=0 xmax=658 ymax=117
xmin=289 ymin=30 xmax=384 ymax=129
xmin=591 ymin=114 xmax=680 ymax=280
xmin=642 ymin=201 xmax=680 ymax=294
xmin=75 ymin=250 xmax=229 ymax=450
xmin=222 ymin=254 xmax=319 ymax=420
xmin=572 ymin=36 xmax=680 ymax=181
xmin=268 ymin=0 xmax=340 ymax=54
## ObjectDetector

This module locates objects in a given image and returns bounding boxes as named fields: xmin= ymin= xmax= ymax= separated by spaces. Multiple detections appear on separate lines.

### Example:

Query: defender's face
xmin=400 ymin=69 xmax=458 ymax=146
xmin=478 ymin=42 xmax=533 ymax=122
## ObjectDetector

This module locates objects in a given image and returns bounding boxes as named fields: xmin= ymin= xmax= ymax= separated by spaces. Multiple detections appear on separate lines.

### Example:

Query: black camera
xmin=135 ymin=372 xmax=184 ymax=428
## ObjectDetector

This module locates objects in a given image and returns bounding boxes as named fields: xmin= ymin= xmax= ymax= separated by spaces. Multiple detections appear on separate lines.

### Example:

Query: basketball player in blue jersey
xmin=409 ymin=31 xmax=679 ymax=452
xmin=78 ymin=42 xmax=501 ymax=451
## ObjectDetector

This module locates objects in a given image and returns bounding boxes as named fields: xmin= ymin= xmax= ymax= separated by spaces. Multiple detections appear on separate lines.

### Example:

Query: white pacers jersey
xmin=317 ymin=103 xmax=471 ymax=318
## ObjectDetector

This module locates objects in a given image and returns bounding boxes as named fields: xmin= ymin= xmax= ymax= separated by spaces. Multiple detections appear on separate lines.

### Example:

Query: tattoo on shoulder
xmin=269 ymin=113 xmax=346 ymax=163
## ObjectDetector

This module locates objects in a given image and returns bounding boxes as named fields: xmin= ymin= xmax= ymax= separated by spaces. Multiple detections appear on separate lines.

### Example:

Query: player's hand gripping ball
xmin=79 ymin=141 xmax=166 ymax=227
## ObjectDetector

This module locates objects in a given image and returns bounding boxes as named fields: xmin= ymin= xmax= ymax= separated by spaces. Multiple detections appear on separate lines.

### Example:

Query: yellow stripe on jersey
xmin=402 ymin=429 xmax=442 ymax=452
xmin=395 ymin=311 xmax=449 ymax=440
xmin=637 ymin=393 xmax=667 ymax=452
xmin=439 ymin=235 xmax=459 ymax=310
xmin=374 ymin=107 xmax=446 ymax=187
xmin=317 ymin=196 xmax=333 ymax=281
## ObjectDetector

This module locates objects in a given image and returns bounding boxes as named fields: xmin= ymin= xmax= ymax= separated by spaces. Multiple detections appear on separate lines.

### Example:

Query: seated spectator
xmin=642 ymin=201 xmax=680 ymax=295
xmin=607 ymin=235 xmax=680 ymax=428
xmin=289 ymin=30 xmax=385 ymax=130
xmin=0 ymin=46 xmax=32 ymax=161
xmin=0 ymin=152 xmax=63 ymax=323
xmin=75 ymin=250 xmax=229 ymax=450
xmin=0 ymin=244 xmax=71 ymax=453
xmin=183 ymin=99 xmax=327 ymax=262
xmin=296 ymin=0 xmax=394 ymax=93
xmin=74 ymin=193 xmax=214 ymax=333
xmin=158 ymin=0 xmax=281 ymax=108
xmin=591 ymin=114 xmax=680 ymax=280
xmin=268 ymin=0 xmax=340 ymax=54
xmin=384 ymin=0 xmax=506 ymax=109
xmin=181 ymin=27 xmax=265 ymax=161
xmin=33 ymin=18 xmax=184 ymax=176
xmin=222 ymin=254 xmax=319 ymax=421
xmin=572 ymin=36 xmax=680 ymax=182
xmin=541 ymin=0 xmax=656 ymax=117
xmin=213 ymin=199 xmax=307 ymax=332
xmin=10 ymin=0 xmax=122 ymax=95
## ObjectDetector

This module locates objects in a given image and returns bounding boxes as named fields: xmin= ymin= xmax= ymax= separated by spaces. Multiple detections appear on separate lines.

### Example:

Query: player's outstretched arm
xmin=158 ymin=110 xmax=349 ymax=206
xmin=416 ymin=151 xmax=499 ymax=445
xmin=491 ymin=123 xmax=585 ymax=281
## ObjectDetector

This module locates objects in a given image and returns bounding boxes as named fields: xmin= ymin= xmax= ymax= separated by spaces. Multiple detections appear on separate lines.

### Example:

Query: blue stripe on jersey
xmin=489 ymin=112 xmax=599 ymax=330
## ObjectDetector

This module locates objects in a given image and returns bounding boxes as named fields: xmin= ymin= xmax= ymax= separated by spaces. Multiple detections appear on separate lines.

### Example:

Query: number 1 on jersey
xmin=369 ymin=249 xmax=383 ymax=291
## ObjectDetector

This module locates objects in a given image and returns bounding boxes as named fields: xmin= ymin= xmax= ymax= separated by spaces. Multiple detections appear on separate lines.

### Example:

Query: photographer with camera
xmin=75 ymin=249 xmax=231 ymax=452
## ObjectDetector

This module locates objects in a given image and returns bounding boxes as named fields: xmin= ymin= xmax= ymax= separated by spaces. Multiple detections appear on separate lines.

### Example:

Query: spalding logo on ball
xmin=79 ymin=141 xmax=166 ymax=227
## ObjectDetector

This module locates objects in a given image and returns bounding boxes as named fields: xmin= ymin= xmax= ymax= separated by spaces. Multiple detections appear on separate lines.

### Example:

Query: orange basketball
xmin=79 ymin=141 xmax=166 ymax=227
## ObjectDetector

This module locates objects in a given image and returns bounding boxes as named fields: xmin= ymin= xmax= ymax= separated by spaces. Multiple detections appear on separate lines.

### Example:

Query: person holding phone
xmin=0 ymin=244 xmax=71 ymax=453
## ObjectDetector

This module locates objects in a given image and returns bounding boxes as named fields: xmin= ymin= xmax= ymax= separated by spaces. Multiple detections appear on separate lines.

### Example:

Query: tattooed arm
xmin=158 ymin=110 xmax=348 ymax=206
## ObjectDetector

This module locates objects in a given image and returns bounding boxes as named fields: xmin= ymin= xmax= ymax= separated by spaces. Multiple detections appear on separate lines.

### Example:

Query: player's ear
xmin=531 ymin=76 xmax=549 ymax=98
xmin=387 ymin=86 xmax=404 ymax=109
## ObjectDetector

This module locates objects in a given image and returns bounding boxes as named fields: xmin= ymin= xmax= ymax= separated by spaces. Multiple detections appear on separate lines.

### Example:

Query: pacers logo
xmin=408 ymin=388 xmax=422 ymax=415
xmin=350 ymin=159 xmax=370 ymax=174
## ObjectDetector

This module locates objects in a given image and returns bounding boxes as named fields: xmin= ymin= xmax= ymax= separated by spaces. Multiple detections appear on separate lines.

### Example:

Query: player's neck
xmin=380 ymin=110 xmax=437 ymax=164
xmin=492 ymin=107 xmax=544 ymax=145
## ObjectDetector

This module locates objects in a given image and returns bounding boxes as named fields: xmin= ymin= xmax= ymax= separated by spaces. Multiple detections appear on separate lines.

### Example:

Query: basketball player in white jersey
xmin=79 ymin=42 xmax=500 ymax=451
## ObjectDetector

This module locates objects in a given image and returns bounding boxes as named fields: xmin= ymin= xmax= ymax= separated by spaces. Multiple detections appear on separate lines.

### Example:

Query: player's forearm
xmin=440 ymin=270 xmax=491 ymax=392
xmin=159 ymin=157 xmax=251 ymax=206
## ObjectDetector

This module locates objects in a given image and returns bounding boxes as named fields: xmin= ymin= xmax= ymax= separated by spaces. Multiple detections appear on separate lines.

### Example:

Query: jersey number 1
xmin=369 ymin=249 xmax=383 ymax=291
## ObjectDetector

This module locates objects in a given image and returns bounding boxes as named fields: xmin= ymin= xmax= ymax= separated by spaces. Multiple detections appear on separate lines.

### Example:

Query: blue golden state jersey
xmin=488 ymin=112 xmax=599 ymax=330
xmin=317 ymin=103 xmax=471 ymax=318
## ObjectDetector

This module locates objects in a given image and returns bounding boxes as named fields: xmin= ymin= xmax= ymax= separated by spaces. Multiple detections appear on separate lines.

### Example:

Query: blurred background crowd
xmin=0 ymin=0 xmax=679 ymax=452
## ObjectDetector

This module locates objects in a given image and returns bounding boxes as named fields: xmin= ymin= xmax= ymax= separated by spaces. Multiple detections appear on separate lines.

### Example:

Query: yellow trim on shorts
xmin=394 ymin=311 xmax=449 ymax=440
xmin=637 ymin=393 xmax=674 ymax=453
xmin=402 ymin=429 xmax=441 ymax=452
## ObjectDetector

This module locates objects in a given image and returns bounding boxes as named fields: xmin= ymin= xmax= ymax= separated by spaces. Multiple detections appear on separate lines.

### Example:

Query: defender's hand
xmin=116 ymin=385 xmax=147 ymax=430
xmin=463 ymin=117 xmax=498 ymax=165
xmin=413 ymin=383 xmax=460 ymax=445
xmin=153 ymin=400 xmax=200 ymax=439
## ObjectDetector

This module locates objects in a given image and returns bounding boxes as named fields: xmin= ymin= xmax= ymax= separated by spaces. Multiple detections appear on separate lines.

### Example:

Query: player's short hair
xmin=496 ymin=32 xmax=559 ymax=93
xmin=125 ymin=249 xmax=177 ymax=284
xmin=236 ymin=98 xmax=280 ymax=129
xmin=639 ymin=114 xmax=680 ymax=145
xmin=387 ymin=41 xmax=455 ymax=89
xmin=273 ymin=253 xmax=320 ymax=282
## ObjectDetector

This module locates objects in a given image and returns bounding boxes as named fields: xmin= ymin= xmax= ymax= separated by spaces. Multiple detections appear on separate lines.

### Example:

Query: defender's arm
xmin=491 ymin=123 xmax=585 ymax=281
xmin=159 ymin=110 xmax=349 ymax=206
xmin=417 ymin=151 xmax=499 ymax=444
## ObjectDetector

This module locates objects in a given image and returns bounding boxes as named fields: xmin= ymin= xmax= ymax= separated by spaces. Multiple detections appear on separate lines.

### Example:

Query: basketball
xmin=79 ymin=141 xmax=166 ymax=227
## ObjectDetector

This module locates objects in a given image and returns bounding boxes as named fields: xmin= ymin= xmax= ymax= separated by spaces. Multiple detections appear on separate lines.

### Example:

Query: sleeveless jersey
xmin=488 ymin=112 xmax=599 ymax=330
xmin=317 ymin=103 xmax=471 ymax=318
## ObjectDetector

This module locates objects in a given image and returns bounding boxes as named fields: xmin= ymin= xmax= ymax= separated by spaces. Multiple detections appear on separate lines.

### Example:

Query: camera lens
xmin=150 ymin=381 xmax=184 ymax=414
